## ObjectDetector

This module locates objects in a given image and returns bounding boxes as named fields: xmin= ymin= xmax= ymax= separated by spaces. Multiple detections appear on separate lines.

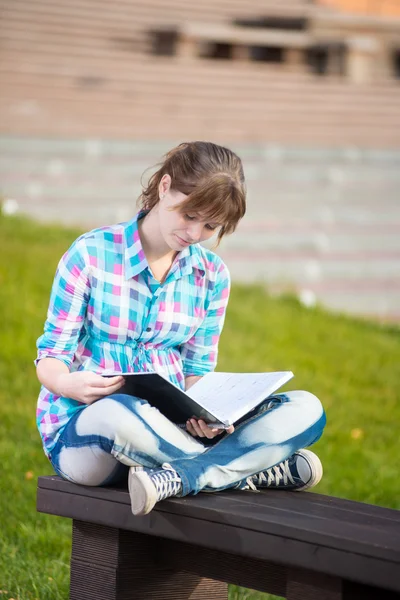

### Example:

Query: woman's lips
xmin=176 ymin=234 xmax=190 ymax=245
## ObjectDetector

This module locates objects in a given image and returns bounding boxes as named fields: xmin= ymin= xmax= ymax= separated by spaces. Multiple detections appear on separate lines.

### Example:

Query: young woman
xmin=35 ymin=141 xmax=326 ymax=516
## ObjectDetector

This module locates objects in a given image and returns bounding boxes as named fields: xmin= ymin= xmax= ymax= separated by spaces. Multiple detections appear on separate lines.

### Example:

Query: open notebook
xmin=103 ymin=370 xmax=294 ymax=427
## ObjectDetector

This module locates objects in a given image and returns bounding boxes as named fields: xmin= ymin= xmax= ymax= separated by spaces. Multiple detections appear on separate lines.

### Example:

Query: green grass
xmin=0 ymin=213 xmax=399 ymax=599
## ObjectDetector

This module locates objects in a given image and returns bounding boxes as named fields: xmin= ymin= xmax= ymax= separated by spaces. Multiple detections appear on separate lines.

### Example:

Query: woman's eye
xmin=184 ymin=214 xmax=196 ymax=221
xmin=206 ymin=224 xmax=217 ymax=231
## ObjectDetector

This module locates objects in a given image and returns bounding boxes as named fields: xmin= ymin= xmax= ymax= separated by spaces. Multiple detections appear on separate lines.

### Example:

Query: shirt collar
xmin=124 ymin=211 xmax=206 ymax=281
xmin=123 ymin=211 xmax=149 ymax=280
xmin=173 ymin=244 xmax=206 ymax=280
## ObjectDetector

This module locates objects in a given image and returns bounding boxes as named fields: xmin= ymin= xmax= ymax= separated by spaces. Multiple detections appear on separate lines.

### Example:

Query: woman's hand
xmin=186 ymin=418 xmax=234 ymax=439
xmin=55 ymin=372 xmax=125 ymax=405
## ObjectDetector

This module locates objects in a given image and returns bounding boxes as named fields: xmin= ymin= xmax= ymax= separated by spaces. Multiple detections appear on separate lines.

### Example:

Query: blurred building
xmin=1 ymin=0 xmax=400 ymax=143
xmin=0 ymin=0 xmax=399 ymax=320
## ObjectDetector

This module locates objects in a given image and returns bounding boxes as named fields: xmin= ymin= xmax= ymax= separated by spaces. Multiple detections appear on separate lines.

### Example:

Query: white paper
xmin=186 ymin=371 xmax=294 ymax=425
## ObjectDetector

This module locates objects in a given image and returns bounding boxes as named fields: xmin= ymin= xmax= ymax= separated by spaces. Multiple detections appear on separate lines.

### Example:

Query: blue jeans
xmin=49 ymin=390 xmax=326 ymax=496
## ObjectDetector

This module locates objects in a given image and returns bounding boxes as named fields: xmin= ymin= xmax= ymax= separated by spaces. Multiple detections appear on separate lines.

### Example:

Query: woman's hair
xmin=139 ymin=141 xmax=246 ymax=244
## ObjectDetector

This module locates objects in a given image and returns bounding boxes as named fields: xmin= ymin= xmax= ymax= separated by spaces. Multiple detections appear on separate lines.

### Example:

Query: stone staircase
xmin=1 ymin=0 xmax=399 ymax=320
xmin=1 ymin=136 xmax=399 ymax=322
xmin=1 ymin=0 xmax=400 ymax=145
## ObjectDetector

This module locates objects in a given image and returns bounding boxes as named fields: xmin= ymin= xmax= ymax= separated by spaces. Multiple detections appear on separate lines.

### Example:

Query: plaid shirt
xmin=35 ymin=211 xmax=230 ymax=455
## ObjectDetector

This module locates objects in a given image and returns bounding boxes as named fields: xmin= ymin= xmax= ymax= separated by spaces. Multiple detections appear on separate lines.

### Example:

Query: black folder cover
xmin=113 ymin=372 xmax=224 ymax=426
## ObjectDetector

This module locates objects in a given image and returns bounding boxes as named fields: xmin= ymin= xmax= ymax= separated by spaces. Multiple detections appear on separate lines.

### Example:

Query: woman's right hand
xmin=55 ymin=372 xmax=125 ymax=404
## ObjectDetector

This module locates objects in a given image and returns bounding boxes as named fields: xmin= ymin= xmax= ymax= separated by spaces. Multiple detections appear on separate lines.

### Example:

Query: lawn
xmin=0 ymin=213 xmax=399 ymax=599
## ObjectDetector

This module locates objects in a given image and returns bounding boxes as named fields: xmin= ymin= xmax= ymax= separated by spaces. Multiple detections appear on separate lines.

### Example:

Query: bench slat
xmin=37 ymin=476 xmax=400 ymax=558
xmin=37 ymin=476 xmax=400 ymax=593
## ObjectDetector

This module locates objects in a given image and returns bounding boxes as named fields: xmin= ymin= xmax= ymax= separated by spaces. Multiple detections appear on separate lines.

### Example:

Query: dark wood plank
xmin=70 ymin=521 xmax=228 ymax=600
xmin=37 ymin=476 xmax=400 ymax=561
xmin=286 ymin=568 xmax=400 ymax=600
xmin=157 ymin=534 xmax=287 ymax=596
xmin=286 ymin=568 xmax=342 ymax=600
xmin=227 ymin=488 xmax=399 ymax=523
xmin=342 ymin=581 xmax=400 ymax=600
xmin=38 ymin=475 xmax=397 ymax=520
xmin=37 ymin=485 xmax=400 ymax=593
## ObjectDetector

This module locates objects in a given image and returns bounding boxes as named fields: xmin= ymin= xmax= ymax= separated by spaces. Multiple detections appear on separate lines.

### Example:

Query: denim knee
xmin=293 ymin=390 xmax=326 ymax=441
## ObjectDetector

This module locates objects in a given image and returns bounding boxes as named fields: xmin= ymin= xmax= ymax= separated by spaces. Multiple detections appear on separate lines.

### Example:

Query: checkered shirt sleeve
xmin=180 ymin=261 xmax=230 ymax=377
xmin=36 ymin=238 xmax=90 ymax=367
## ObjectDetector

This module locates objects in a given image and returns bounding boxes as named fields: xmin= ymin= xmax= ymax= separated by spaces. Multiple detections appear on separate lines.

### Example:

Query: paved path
xmin=1 ymin=136 xmax=399 ymax=321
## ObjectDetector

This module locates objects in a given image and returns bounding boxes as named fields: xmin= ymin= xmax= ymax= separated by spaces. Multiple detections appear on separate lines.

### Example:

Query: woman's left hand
xmin=186 ymin=418 xmax=234 ymax=439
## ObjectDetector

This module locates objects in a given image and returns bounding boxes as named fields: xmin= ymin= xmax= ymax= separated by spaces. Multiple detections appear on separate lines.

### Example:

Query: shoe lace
xmin=244 ymin=459 xmax=295 ymax=491
xmin=151 ymin=468 xmax=182 ymax=501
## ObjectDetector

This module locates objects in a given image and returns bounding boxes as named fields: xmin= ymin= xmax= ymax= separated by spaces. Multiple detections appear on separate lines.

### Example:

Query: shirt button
xmin=146 ymin=327 xmax=152 ymax=332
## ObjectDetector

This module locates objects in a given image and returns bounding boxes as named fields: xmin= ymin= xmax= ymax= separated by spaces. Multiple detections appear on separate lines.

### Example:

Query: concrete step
xmin=1 ymin=1 xmax=247 ymax=31
xmin=2 ymin=46 xmax=400 ymax=95
xmin=219 ymin=252 xmax=400 ymax=284
xmin=1 ymin=123 xmax=398 ymax=148
xmin=223 ymin=230 xmax=400 ymax=253
xmin=6 ymin=188 xmax=399 ymax=228
xmin=2 ymin=72 xmax=400 ymax=117
xmin=1 ymin=134 xmax=398 ymax=320
xmin=3 ymin=154 xmax=400 ymax=186
xmin=1 ymin=103 xmax=398 ymax=141
xmin=1 ymin=136 xmax=399 ymax=162
xmin=2 ymin=88 xmax=400 ymax=128
xmin=5 ymin=0 xmax=308 ymax=23
xmin=1 ymin=118 xmax=399 ymax=147
xmin=1 ymin=90 xmax=398 ymax=125
xmin=0 ymin=22 xmax=148 ymax=50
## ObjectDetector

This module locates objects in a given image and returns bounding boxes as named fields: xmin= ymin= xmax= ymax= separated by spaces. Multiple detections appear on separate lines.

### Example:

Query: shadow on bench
xmin=37 ymin=476 xmax=400 ymax=600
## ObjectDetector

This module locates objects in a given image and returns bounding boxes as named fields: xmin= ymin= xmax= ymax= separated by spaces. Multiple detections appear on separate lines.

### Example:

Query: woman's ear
xmin=159 ymin=174 xmax=172 ymax=200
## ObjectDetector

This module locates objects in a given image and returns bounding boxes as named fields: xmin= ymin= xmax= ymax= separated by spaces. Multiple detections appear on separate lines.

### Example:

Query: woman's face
xmin=157 ymin=180 xmax=222 ymax=251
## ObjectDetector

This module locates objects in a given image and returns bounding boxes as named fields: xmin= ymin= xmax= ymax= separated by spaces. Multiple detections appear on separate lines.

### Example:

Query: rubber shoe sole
xmin=128 ymin=469 xmax=158 ymax=516
xmin=294 ymin=449 xmax=324 ymax=491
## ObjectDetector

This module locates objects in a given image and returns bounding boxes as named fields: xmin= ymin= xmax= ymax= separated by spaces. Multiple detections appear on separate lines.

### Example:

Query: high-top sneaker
xmin=243 ymin=449 xmax=323 ymax=492
xmin=129 ymin=464 xmax=182 ymax=516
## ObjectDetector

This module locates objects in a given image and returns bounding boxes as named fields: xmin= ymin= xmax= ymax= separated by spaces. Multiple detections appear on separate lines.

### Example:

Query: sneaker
xmin=243 ymin=449 xmax=323 ymax=492
xmin=128 ymin=464 xmax=182 ymax=516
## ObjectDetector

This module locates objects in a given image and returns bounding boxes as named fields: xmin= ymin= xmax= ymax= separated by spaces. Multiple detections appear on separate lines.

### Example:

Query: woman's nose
xmin=187 ymin=223 xmax=203 ymax=242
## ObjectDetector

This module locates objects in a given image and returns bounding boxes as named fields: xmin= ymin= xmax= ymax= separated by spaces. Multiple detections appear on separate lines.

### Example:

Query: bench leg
xmin=286 ymin=568 xmax=342 ymax=600
xmin=343 ymin=581 xmax=400 ymax=600
xmin=286 ymin=568 xmax=400 ymax=600
xmin=70 ymin=520 xmax=227 ymax=600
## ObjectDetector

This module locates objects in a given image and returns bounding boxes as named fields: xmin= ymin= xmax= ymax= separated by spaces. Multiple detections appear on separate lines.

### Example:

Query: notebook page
xmin=186 ymin=371 xmax=293 ymax=423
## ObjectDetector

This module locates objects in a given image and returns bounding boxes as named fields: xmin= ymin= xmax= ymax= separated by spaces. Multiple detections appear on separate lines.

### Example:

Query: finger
xmin=87 ymin=374 xmax=122 ymax=388
xmin=107 ymin=377 xmax=125 ymax=390
xmin=190 ymin=419 xmax=205 ymax=437
xmin=198 ymin=420 xmax=222 ymax=439
xmin=226 ymin=425 xmax=235 ymax=434
xmin=197 ymin=420 xmax=215 ymax=439
xmin=92 ymin=377 xmax=125 ymax=391
xmin=186 ymin=421 xmax=197 ymax=437
xmin=190 ymin=419 xmax=204 ymax=437
xmin=100 ymin=375 xmax=125 ymax=387
xmin=209 ymin=428 xmax=222 ymax=437
xmin=89 ymin=381 xmax=124 ymax=397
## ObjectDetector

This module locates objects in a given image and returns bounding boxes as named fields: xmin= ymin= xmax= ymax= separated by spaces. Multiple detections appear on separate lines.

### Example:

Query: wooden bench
xmin=37 ymin=475 xmax=400 ymax=600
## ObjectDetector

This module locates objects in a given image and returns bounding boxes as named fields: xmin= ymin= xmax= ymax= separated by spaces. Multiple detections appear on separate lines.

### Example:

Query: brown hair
xmin=139 ymin=141 xmax=246 ymax=244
